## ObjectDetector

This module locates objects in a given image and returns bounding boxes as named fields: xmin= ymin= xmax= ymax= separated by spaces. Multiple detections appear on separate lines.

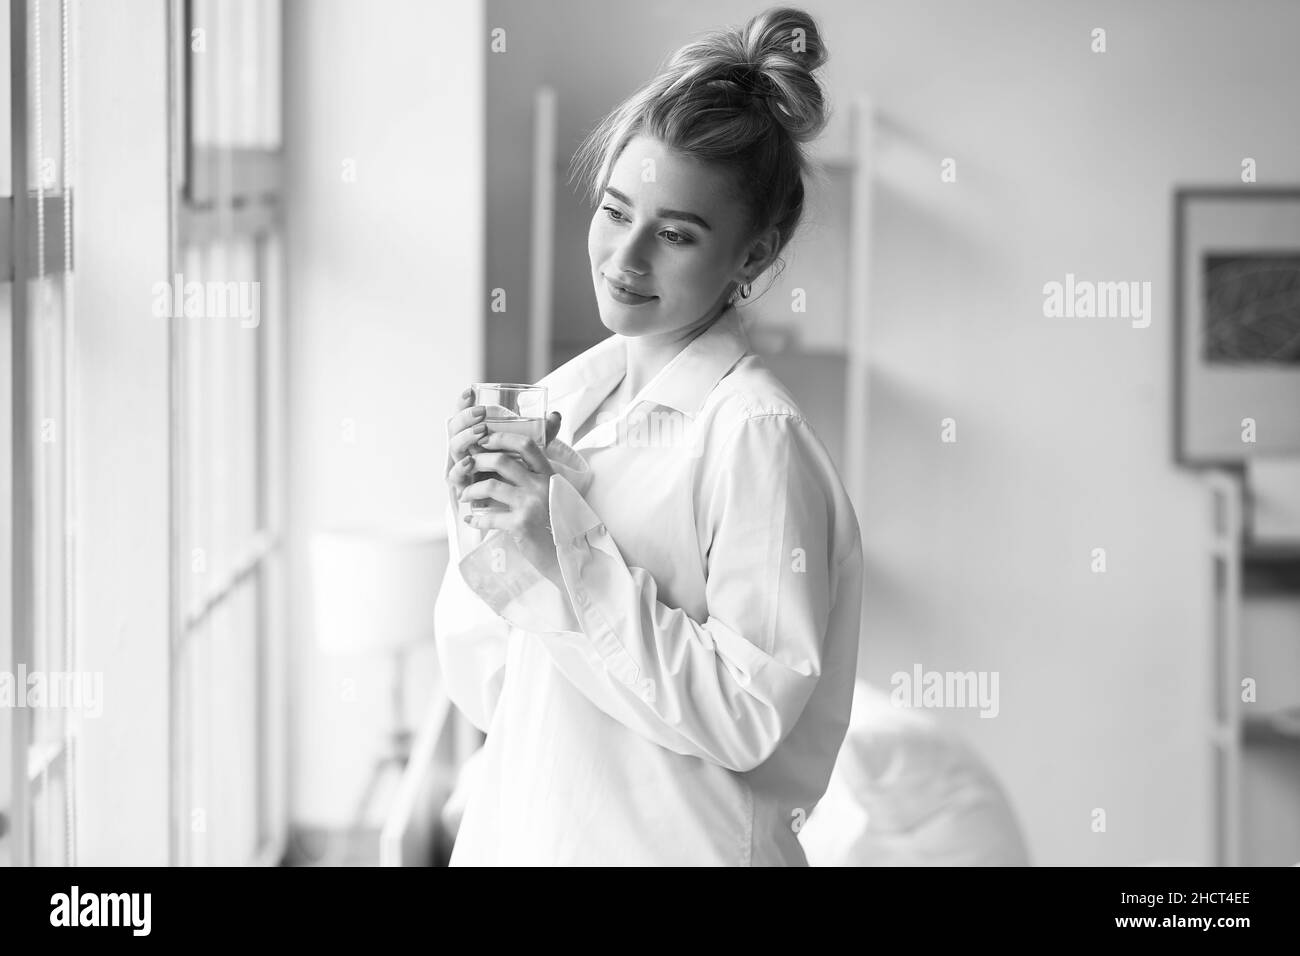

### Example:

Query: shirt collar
xmin=539 ymin=304 xmax=753 ymax=425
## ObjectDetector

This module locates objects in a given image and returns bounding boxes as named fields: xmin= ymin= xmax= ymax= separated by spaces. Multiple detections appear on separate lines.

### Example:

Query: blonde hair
xmin=570 ymin=6 xmax=831 ymax=296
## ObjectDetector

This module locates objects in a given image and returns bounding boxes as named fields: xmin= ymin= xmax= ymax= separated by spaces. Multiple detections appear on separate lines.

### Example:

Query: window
xmin=171 ymin=0 xmax=287 ymax=866
xmin=3 ymin=0 xmax=79 ymax=868
xmin=3 ymin=0 xmax=287 ymax=867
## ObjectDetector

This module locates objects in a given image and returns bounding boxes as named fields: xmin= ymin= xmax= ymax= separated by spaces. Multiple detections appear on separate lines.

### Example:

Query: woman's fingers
xmin=446 ymin=398 xmax=489 ymax=469
xmin=447 ymin=404 xmax=485 ymax=443
xmin=448 ymin=419 xmax=488 ymax=464
xmin=444 ymin=387 xmax=484 ymax=467
xmin=479 ymin=430 xmax=550 ymax=474
xmin=463 ymin=508 xmax=514 ymax=532
xmin=446 ymin=387 xmax=480 ymax=512
xmin=447 ymin=455 xmax=476 ymax=491
xmin=445 ymin=388 xmax=477 ymax=435
xmin=460 ymin=475 xmax=523 ymax=509
xmin=469 ymin=450 xmax=531 ymax=486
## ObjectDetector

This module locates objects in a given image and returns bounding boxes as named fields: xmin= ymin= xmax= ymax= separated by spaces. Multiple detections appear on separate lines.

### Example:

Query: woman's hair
xmin=570 ymin=6 xmax=830 ymax=297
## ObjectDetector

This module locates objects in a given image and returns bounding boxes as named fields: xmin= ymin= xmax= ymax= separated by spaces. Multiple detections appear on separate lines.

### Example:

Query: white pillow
xmin=800 ymin=680 xmax=1031 ymax=866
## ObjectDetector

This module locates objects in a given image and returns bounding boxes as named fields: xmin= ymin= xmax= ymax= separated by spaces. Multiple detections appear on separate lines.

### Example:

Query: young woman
xmin=434 ymin=6 xmax=863 ymax=866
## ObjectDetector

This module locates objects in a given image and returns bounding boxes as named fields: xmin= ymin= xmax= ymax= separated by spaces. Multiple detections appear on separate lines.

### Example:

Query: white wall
xmin=74 ymin=0 xmax=172 ymax=865
xmin=484 ymin=0 xmax=1300 ymax=865
xmin=283 ymin=0 xmax=484 ymax=827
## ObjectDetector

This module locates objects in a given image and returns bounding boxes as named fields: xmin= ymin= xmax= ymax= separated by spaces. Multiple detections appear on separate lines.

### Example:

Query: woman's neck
xmin=621 ymin=300 xmax=731 ymax=398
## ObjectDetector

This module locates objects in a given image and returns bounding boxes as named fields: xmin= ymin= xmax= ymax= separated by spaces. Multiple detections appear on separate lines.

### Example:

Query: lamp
xmin=309 ymin=524 xmax=449 ymax=857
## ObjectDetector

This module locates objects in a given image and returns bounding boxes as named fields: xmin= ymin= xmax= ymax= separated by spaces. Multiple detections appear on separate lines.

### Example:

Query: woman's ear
xmin=739 ymin=226 xmax=780 ymax=282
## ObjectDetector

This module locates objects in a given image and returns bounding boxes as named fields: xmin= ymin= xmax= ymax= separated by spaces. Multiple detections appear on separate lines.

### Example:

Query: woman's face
xmin=588 ymin=133 xmax=775 ymax=339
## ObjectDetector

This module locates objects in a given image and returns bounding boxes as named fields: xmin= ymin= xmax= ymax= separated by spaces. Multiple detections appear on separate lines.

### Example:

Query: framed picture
xmin=1174 ymin=188 xmax=1300 ymax=465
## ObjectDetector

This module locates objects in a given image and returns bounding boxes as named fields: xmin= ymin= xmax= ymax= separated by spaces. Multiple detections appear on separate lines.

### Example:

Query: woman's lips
xmin=606 ymin=277 xmax=657 ymax=305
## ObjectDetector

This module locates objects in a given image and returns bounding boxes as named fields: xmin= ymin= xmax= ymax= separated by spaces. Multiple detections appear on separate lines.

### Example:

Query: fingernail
xmin=472 ymin=423 xmax=487 ymax=434
xmin=463 ymin=514 xmax=472 ymax=523
xmin=471 ymin=406 xmax=485 ymax=417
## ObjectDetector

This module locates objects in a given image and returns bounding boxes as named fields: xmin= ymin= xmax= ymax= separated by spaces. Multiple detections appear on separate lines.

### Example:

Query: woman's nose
xmin=608 ymin=228 xmax=652 ymax=276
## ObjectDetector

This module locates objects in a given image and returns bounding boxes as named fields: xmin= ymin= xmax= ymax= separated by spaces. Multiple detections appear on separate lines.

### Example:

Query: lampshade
xmin=310 ymin=525 xmax=450 ymax=656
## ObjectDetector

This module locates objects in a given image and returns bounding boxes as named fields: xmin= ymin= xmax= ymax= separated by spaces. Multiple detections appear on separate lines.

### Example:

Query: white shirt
xmin=434 ymin=306 xmax=864 ymax=865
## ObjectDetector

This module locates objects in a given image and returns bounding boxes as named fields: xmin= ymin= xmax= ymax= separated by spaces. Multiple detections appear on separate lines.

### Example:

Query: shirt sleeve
xmin=433 ymin=497 xmax=512 ymax=734
xmin=462 ymin=413 xmax=837 ymax=773
xmin=432 ymin=436 xmax=598 ymax=734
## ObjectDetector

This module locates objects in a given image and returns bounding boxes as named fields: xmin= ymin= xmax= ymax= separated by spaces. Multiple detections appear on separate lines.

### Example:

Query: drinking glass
xmin=469 ymin=383 xmax=547 ymax=514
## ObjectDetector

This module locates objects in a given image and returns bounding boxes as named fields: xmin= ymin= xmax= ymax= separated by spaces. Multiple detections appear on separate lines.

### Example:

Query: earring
xmin=738 ymin=281 xmax=752 ymax=300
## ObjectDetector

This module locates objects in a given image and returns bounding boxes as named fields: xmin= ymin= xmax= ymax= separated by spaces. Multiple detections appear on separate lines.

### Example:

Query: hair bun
xmin=663 ymin=6 xmax=829 ymax=144
xmin=739 ymin=6 xmax=829 ymax=143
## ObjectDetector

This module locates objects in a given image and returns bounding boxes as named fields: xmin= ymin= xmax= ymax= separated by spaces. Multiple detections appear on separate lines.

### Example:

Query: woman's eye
xmin=602 ymin=206 xmax=691 ymax=245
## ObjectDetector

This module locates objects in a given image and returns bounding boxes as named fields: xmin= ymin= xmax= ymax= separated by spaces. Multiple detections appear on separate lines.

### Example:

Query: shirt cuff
xmin=453 ymin=442 xmax=596 ymax=636
xmin=547 ymin=467 xmax=608 ymax=545
xmin=544 ymin=436 xmax=594 ymax=496
xmin=457 ymin=528 xmax=584 ymax=635
xmin=457 ymin=471 xmax=656 ymax=705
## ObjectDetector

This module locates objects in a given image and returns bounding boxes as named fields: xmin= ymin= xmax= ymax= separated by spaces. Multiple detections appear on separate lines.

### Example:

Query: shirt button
xmin=574 ymin=590 xmax=589 ymax=608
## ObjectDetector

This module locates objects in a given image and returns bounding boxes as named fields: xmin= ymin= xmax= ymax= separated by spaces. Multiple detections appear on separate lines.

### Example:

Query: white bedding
xmin=798 ymin=680 xmax=1032 ymax=866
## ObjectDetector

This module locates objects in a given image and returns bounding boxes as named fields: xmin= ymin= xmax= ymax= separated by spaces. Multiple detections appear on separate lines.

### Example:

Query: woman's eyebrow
xmin=604 ymin=187 xmax=712 ymax=231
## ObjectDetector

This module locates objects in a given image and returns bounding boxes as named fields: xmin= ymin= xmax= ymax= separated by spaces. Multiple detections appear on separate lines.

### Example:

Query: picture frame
xmin=1174 ymin=188 xmax=1300 ymax=465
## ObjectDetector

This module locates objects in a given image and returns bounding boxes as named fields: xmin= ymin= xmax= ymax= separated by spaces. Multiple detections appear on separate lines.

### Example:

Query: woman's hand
xmin=449 ymin=388 xmax=564 ymax=583
xmin=464 ymin=416 xmax=565 ymax=583
xmin=445 ymin=387 xmax=489 ymax=518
